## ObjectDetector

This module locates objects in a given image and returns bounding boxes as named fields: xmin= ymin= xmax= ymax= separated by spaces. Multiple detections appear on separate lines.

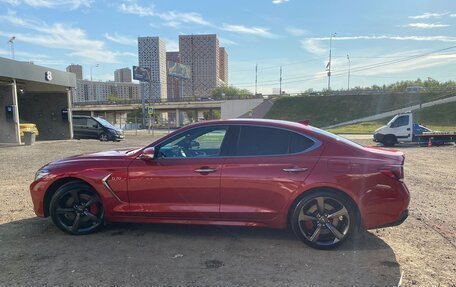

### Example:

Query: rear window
xmin=311 ymin=127 xmax=363 ymax=149
xmin=236 ymin=126 xmax=315 ymax=156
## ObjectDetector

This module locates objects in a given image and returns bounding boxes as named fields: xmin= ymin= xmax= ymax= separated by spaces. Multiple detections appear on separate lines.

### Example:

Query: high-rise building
xmin=66 ymin=64 xmax=83 ymax=80
xmin=179 ymin=34 xmax=223 ymax=98
xmin=138 ymin=37 xmax=167 ymax=101
xmin=114 ymin=67 xmax=132 ymax=83
xmin=166 ymin=51 xmax=181 ymax=100
xmin=219 ymin=47 xmax=228 ymax=84
xmin=74 ymin=80 xmax=140 ymax=103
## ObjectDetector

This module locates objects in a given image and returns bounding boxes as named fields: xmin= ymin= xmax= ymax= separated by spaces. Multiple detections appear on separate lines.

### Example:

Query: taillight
xmin=381 ymin=165 xmax=404 ymax=181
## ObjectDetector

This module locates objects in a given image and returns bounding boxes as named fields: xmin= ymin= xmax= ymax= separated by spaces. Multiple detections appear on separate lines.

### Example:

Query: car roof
xmin=187 ymin=118 xmax=312 ymax=131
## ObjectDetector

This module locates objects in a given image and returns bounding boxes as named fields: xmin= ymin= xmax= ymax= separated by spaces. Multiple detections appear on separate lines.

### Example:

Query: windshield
xmin=95 ymin=117 xmax=116 ymax=129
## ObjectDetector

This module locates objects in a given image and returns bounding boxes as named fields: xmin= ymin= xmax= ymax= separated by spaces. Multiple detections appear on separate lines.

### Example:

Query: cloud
xmin=0 ymin=48 xmax=50 ymax=59
xmin=163 ymin=38 xmax=179 ymax=51
xmin=400 ymin=22 xmax=450 ymax=29
xmin=300 ymin=39 xmax=327 ymax=55
xmin=219 ymin=37 xmax=238 ymax=46
xmin=0 ymin=11 xmax=129 ymax=63
xmin=222 ymin=24 xmax=275 ymax=38
xmin=408 ymin=12 xmax=450 ymax=19
xmin=285 ymin=26 xmax=307 ymax=36
xmin=306 ymin=35 xmax=456 ymax=42
xmin=119 ymin=2 xmax=212 ymax=27
xmin=351 ymin=51 xmax=456 ymax=76
xmin=272 ymin=0 xmax=289 ymax=4
xmin=105 ymin=33 xmax=137 ymax=46
xmin=0 ymin=0 xmax=92 ymax=9
xmin=119 ymin=2 xmax=155 ymax=16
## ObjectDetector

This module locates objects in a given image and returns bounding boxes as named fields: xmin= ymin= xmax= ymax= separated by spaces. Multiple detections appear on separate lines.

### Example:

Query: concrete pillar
xmin=90 ymin=110 xmax=94 ymax=117
xmin=67 ymin=89 xmax=74 ymax=139
xmin=175 ymin=109 xmax=180 ymax=128
xmin=12 ymin=79 xmax=21 ymax=145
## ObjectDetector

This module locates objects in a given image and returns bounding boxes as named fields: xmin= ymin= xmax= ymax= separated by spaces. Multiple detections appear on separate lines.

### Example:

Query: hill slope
xmin=265 ymin=92 xmax=455 ymax=127
xmin=326 ymin=101 xmax=456 ymax=133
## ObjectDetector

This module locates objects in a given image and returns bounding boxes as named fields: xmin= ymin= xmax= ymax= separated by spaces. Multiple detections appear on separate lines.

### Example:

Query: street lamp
xmin=7 ymin=36 xmax=16 ymax=60
xmin=326 ymin=33 xmax=336 ymax=91
xmin=347 ymin=54 xmax=351 ymax=91
xmin=90 ymin=64 xmax=99 ymax=102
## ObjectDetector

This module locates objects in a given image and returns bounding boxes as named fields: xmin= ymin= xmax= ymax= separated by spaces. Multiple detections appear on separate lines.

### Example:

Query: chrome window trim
xmin=152 ymin=123 xmax=322 ymax=160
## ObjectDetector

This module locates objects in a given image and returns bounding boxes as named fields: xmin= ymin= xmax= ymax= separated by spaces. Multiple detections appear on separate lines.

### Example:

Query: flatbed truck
xmin=373 ymin=112 xmax=456 ymax=147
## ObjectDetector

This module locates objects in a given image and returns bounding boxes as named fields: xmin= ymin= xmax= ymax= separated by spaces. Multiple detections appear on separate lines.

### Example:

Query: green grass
xmin=266 ymin=92 xmax=455 ymax=127
xmin=325 ymin=101 xmax=456 ymax=133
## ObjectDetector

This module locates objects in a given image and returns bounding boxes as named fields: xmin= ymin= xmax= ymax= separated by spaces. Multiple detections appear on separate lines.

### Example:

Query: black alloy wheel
xmin=50 ymin=181 xmax=104 ymax=235
xmin=291 ymin=191 xmax=356 ymax=249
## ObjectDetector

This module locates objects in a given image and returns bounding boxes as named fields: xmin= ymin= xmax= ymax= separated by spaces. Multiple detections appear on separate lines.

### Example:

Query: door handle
xmin=194 ymin=167 xmax=217 ymax=174
xmin=407 ymin=128 xmax=410 ymax=131
xmin=283 ymin=167 xmax=308 ymax=173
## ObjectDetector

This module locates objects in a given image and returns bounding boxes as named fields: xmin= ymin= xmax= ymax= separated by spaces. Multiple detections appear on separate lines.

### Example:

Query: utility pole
xmin=347 ymin=54 xmax=351 ymax=90
xmin=255 ymin=63 xmax=258 ymax=95
xmin=90 ymin=64 xmax=99 ymax=102
xmin=8 ymin=36 xmax=16 ymax=60
xmin=279 ymin=66 xmax=283 ymax=95
xmin=327 ymin=33 xmax=336 ymax=91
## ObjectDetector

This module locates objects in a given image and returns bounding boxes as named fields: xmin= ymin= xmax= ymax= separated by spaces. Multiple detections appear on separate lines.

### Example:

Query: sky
xmin=0 ymin=0 xmax=455 ymax=94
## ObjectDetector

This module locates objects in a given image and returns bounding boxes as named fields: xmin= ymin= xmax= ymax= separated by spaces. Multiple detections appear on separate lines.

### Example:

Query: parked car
xmin=72 ymin=115 xmax=124 ymax=141
xmin=30 ymin=119 xmax=409 ymax=249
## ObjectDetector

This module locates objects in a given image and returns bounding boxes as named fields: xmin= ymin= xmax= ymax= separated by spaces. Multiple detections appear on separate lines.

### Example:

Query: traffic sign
xmin=147 ymin=106 xmax=154 ymax=115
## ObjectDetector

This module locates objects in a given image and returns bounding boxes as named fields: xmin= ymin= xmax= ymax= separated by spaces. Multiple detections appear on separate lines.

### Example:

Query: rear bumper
xmin=376 ymin=209 xmax=409 ymax=228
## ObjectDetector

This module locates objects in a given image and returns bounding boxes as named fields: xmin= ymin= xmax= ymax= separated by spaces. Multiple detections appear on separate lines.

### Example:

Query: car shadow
xmin=0 ymin=217 xmax=402 ymax=286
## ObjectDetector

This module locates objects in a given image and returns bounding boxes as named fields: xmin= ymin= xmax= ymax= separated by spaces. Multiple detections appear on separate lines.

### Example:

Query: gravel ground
xmin=0 ymin=135 xmax=455 ymax=287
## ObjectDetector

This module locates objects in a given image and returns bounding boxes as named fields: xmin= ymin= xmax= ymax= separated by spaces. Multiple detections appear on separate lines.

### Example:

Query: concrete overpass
xmin=72 ymin=98 xmax=264 ymax=128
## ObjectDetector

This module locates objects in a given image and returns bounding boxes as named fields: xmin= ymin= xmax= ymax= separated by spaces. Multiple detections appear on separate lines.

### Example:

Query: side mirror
xmin=139 ymin=147 xmax=155 ymax=160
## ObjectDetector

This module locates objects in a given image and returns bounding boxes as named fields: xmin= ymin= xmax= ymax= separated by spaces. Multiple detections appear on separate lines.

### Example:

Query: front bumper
xmin=373 ymin=133 xmax=385 ymax=142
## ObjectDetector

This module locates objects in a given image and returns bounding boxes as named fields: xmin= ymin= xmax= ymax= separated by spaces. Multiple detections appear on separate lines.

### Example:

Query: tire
xmin=49 ymin=181 xmax=104 ymax=235
xmin=290 ymin=190 xmax=356 ymax=250
xmin=99 ymin=133 xmax=109 ymax=142
xmin=382 ymin=135 xmax=396 ymax=147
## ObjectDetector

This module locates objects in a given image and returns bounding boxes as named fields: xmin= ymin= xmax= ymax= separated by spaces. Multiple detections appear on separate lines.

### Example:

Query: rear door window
xmin=72 ymin=117 xmax=87 ymax=126
xmin=235 ymin=126 xmax=314 ymax=156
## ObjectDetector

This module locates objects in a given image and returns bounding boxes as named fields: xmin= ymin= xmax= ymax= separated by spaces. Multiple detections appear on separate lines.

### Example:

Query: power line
xmin=231 ymin=45 xmax=456 ymax=88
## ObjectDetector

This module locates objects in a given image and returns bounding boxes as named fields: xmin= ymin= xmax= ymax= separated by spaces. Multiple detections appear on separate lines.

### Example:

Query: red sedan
xmin=30 ymin=119 xmax=409 ymax=249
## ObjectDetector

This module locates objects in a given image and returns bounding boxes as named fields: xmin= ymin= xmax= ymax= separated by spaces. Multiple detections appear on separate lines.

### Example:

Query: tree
xmin=211 ymin=86 xmax=252 ymax=99
xmin=107 ymin=94 xmax=118 ymax=103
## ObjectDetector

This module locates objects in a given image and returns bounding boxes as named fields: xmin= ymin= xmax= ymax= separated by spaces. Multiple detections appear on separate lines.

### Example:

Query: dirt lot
xmin=0 ymin=135 xmax=455 ymax=287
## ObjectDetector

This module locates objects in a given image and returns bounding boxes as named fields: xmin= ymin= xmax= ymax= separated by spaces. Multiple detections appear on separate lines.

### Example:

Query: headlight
xmin=35 ymin=169 xmax=50 ymax=181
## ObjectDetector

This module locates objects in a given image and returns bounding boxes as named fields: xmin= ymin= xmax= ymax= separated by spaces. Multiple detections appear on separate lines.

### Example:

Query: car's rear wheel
xmin=49 ymin=181 xmax=104 ymax=235
xmin=99 ymin=133 xmax=109 ymax=142
xmin=291 ymin=191 xmax=356 ymax=249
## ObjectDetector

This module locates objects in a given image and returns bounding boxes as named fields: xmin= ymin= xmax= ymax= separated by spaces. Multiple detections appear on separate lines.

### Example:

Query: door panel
xmin=390 ymin=115 xmax=412 ymax=141
xmin=128 ymin=158 xmax=222 ymax=218
xmin=219 ymin=125 xmax=323 ymax=221
xmin=127 ymin=125 xmax=229 ymax=219
xmin=220 ymin=154 xmax=321 ymax=221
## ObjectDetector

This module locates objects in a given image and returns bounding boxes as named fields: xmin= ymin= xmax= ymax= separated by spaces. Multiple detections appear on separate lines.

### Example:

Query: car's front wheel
xmin=291 ymin=190 xmax=356 ymax=249
xmin=49 ymin=181 xmax=104 ymax=235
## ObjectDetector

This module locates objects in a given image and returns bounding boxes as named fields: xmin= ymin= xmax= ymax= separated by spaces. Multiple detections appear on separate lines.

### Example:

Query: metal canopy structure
xmin=0 ymin=57 xmax=76 ymax=145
